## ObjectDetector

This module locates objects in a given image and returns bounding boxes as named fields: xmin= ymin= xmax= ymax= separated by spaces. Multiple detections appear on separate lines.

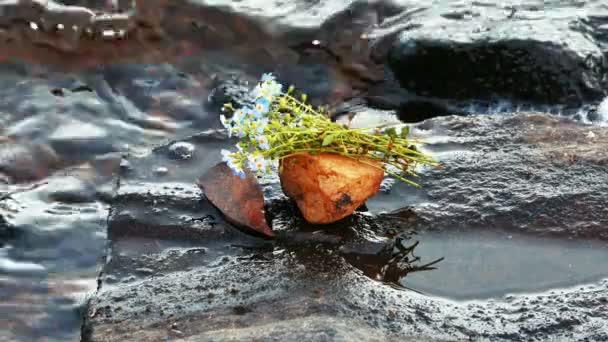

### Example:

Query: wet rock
xmin=368 ymin=112 xmax=608 ymax=240
xmin=381 ymin=2 xmax=608 ymax=106
xmin=89 ymin=153 xmax=122 ymax=179
xmin=42 ymin=175 xmax=97 ymax=204
xmin=49 ymin=119 xmax=107 ymax=142
xmin=100 ymin=63 xmax=208 ymax=126
xmin=84 ymin=112 xmax=608 ymax=341
xmin=167 ymin=141 xmax=195 ymax=160
xmin=198 ymin=163 xmax=274 ymax=238
xmin=101 ymin=129 xmax=272 ymax=242
xmin=1 ymin=0 xmax=604 ymax=113
xmin=84 ymin=234 xmax=608 ymax=341
xmin=0 ymin=214 xmax=18 ymax=243
xmin=0 ymin=69 xmax=160 ymax=170
xmin=0 ymin=141 xmax=59 ymax=183
xmin=205 ymin=75 xmax=256 ymax=114
xmin=48 ymin=118 xmax=116 ymax=160
xmin=280 ymin=153 xmax=384 ymax=224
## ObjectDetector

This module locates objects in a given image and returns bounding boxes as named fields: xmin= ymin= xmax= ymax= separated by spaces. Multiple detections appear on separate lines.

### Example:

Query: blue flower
xmin=252 ymin=81 xmax=282 ymax=100
xmin=221 ymin=149 xmax=246 ymax=179
xmin=221 ymin=149 xmax=236 ymax=167
xmin=233 ymin=166 xmax=246 ymax=179
xmin=253 ymin=98 xmax=270 ymax=117
xmin=255 ymin=117 xmax=269 ymax=135
xmin=232 ymin=108 xmax=246 ymax=125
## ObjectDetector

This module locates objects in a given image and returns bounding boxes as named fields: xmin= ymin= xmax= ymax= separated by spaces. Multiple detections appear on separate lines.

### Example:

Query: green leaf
xmin=385 ymin=127 xmax=397 ymax=137
xmin=400 ymin=126 xmax=410 ymax=138
xmin=322 ymin=134 xmax=335 ymax=146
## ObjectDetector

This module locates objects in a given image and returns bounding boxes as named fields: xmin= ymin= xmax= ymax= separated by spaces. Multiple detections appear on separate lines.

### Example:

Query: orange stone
xmin=279 ymin=153 xmax=384 ymax=224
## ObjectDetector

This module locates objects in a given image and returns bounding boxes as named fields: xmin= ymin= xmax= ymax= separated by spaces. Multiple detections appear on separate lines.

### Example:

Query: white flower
xmin=261 ymin=73 xmax=276 ymax=83
xmin=255 ymin=134 xmax=270 ymax=150
xmin=221 ymin=148 xmax=231 ymax=158
xmin=252 ymin=80 xmax=282 ymax=100
xmin=248 ymin=154 xmax=268 ymax=173
xmin=266 ymin=81 xmax=282 ymax=97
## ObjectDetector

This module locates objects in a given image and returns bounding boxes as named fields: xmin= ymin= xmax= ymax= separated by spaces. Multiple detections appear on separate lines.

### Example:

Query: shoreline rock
xmin=382 ymin=3 xmax=608 ymax=106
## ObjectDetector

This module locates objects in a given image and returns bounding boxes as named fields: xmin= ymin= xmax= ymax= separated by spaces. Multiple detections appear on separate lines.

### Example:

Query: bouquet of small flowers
xmin=220 ymin=73 xmax=436 ymax=186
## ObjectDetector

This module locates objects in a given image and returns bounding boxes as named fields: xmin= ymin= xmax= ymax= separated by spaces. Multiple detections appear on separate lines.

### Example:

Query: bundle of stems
xmin=220 ymin=74 xmax=437 ymax=186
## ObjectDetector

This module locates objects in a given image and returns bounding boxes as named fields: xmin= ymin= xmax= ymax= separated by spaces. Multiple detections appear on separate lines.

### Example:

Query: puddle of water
xmin=404 ymin=230 xmax=608 ymax=300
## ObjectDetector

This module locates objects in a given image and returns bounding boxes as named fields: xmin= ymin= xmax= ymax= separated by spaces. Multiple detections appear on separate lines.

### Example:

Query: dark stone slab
xmin=83 ymin=113 xmax=608 ymax=341
xmin=381 ymin=1 xmax=608 ymax=105
xmin=371 ymin=113 xmax=608 ymax=240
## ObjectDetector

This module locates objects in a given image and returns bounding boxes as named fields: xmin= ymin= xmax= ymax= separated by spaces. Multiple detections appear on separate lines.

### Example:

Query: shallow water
xmin=0 ymin=0 xmax=607 ymax=341
xmin=405 ymin=230 xmax=608 ymax=300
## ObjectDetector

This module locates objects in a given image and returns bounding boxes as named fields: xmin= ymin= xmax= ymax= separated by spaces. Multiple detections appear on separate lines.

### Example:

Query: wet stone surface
xmin=362 ymin=112 xmax=608 ymax=240
xmin=84 ymin=113 xmax=608 ymax=341
xmin=1 ymin=0 xmax=608 ymax=341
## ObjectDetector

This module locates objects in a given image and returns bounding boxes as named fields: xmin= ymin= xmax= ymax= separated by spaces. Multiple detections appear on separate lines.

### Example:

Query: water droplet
xmin=154 ymin=166 xmax=169 ymax=176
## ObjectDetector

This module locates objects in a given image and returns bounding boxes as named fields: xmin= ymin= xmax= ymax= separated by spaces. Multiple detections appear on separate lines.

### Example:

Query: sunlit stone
xmin=279 ymin=153 xmax=384 ymax=224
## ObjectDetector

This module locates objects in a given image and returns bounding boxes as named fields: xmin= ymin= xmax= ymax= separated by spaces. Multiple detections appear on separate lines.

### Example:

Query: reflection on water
xmin=342 ymin=236 xmax=443 ymax=289
xmin=1 ymin=274 xmax=97 ymax=342
xmin=1 ymin=176 xmax=108 ymax=341
xmin=404 ymin=230 xmax=608 ymax=300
